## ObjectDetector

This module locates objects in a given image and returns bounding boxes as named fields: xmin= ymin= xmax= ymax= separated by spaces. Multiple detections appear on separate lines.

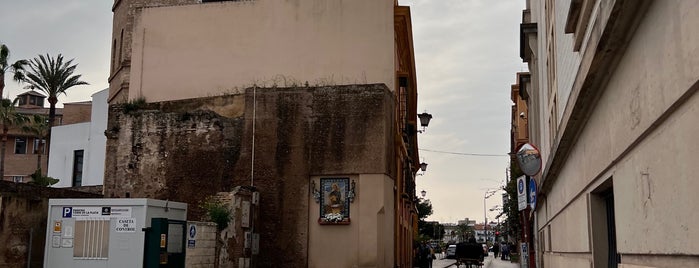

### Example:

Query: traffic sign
xmin=517 ymin=176 xmax=528 ymax=211
xmin=529 ymin=177 xmax=537 ymax=210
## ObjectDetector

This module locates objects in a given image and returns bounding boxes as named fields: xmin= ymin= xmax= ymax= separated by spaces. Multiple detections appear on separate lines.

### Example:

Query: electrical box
xmin=43 ymin=198 xmax=187 ymax=268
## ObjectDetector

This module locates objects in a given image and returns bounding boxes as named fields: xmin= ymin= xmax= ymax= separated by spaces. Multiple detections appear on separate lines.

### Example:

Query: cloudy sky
xmin=1 ymin=0 xmax=525 ymax=224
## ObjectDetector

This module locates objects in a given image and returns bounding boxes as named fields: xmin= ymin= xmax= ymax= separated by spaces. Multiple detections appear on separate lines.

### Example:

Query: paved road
xmin=431 ymin=253 xmax=519 ymax=268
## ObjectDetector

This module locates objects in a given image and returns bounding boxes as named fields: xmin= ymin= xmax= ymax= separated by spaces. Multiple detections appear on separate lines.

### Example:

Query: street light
xmin=484 ymin=188 xmax=499 ymax=245
xmin=417 ymin=112 xmax=433 ymax=133
xmin=421 ymin=190 xmax=427 ymax=198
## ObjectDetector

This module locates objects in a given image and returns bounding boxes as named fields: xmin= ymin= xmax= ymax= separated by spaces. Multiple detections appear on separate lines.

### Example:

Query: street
xmin=431 ymin=253 xmax=519 ymax=268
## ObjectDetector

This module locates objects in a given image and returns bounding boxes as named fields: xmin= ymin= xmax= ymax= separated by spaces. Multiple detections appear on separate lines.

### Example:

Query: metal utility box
xmin=43 ymin=198 xmax=187 ymax=268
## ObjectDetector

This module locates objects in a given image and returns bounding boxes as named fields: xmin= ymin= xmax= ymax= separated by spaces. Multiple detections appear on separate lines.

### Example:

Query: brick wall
xmin=62 ymin=103 xmax=92 ymax=125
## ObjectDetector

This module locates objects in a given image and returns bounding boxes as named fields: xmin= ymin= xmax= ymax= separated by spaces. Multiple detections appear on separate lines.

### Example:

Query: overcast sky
xmin=0 ymin=0 xmax=525 ymax=224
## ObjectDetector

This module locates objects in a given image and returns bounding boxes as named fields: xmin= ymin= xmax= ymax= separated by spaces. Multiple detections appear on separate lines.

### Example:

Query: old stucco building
xmin=105 ymin=0 xmax=423 ymax=267
xmin=519 ymin=0 xmax=698 ymax=267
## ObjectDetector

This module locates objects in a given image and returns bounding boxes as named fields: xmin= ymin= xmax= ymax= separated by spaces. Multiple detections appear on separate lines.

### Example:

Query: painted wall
xmin=48 ymin=89 xmax=108 ymax=187
xmin=308 ymin=174 xmax=394 ymax=268
xmin=538 ymin=0 xmax=699 ymax=266
xmin=128 ymin=0 xmax=395 ymax=103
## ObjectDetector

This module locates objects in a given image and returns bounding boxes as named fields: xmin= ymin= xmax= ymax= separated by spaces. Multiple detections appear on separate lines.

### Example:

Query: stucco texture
xmin=128 ymin=0 xmax=395 ymax=102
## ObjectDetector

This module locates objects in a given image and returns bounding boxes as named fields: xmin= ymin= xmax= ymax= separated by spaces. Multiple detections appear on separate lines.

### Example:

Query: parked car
xmin=446 ymin=245 xmax=457 ymax=259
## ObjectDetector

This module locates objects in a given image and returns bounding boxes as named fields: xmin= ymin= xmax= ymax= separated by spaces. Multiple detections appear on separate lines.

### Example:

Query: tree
xmin=416 ymin=198 xmax=436 ymax=240
xmin=456 ymin=223 xmax=474 ymax=242
xmin=0 ymin=44 xmax=29 ymax=97
xmin=23 ymin=54 xmax=88 ymax=156
xmin=22 ymin=114 xmax=49 ymax=170
xmin=0 ymin=98 xmax=28 ymax=178
xmin=504 ymin=159 xmax=524 ymax=241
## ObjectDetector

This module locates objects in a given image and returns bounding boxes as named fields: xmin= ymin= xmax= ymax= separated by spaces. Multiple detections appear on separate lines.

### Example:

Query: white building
xmin=48 ymin=89 xmax=108 ymax=187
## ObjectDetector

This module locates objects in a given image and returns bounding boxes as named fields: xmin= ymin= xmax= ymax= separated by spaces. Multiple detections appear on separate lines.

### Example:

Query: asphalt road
xmin=430 ymin=253 xmax=520 ymax=268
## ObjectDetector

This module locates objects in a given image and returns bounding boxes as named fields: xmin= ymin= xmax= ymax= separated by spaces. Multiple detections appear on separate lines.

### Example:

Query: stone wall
xmin=104 ymin=84 xmax=396 ymax=267
xmin=0 ymin=181 xmax=102 ymax=268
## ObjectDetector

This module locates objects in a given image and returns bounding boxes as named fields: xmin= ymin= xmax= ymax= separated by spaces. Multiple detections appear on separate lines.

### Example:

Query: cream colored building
xmin=519 ymin=0 xmax=698 ymax=267
xmin=108 ymin=0 xmax=422 ymax=267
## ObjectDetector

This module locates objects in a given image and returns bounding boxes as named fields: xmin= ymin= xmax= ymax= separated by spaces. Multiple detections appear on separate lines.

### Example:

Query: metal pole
xmin=27 ymin=228 xmax=33 ymax=268
xmin=484 ymin=193 xmax=487 ymax=244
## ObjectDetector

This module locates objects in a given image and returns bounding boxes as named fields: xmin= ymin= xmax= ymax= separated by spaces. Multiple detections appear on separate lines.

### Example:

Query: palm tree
xmin=22 ymin=114 xmax=49 ymax=171
xmin=0 ymin=44 xmax=29 ymax=97
xmin=23 ymin=54 xmax=88 ymax=155
xmin=0 ymin=98 xmax=28 ymax=178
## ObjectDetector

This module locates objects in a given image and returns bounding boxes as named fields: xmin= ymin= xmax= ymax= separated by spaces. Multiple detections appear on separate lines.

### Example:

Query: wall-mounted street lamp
xmin=417 ymin=112 xmax=433 ymax=133
xmin=416 ymin=162 xmax=428 ymax=176
xmin=421 ymin=189 xmax=427 ymax=198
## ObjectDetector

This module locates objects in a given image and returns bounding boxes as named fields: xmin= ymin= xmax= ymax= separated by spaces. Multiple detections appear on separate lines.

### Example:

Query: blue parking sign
xmin=62 ymin=207 xmax=72 ymax=218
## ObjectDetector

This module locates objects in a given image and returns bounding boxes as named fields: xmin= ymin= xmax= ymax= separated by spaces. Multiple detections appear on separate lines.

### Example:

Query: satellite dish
xmin=515 ymin=143 xmax=542 ymax=176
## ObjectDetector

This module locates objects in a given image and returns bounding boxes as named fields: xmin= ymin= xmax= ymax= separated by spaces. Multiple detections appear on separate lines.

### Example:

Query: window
xmin=29 ymin=96 xmax=36 ymax=105
xmin=12 ymin=176 xmax=23 ymax=183
xmin=15 ymin=137 xmax=27 ymax=154
xmin=33 ymin=139 xmax=46 ymax=154
xmin=72 ymin=150 xmax=84 ymax=187
xmin=18 ymin=97 xmax=26 ymax=106
xmin=74 ymin=219 xmax=110 ymax=259
xmin=36 ymin=97 xmax=44 ymax=107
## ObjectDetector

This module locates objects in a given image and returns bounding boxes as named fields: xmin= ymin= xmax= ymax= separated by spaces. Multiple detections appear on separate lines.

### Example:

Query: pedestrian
xmin=426 ymin=243 xmax=434 ymax=268
xmin=501 ymin=243 xmax=509 ymax=260
xmin=493 ymin=242 xmax=500 ymax=258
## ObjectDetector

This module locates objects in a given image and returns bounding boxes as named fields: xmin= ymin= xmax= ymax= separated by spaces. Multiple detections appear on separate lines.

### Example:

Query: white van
xmin=446 ymin=245 xmax=457 ymax=259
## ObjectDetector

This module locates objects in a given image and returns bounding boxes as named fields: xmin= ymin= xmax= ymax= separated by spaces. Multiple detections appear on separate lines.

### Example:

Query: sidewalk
xmin=437 ymin=253 xmax=519 ymax=268
xmin=483 ymin=255 xmax=519 ymax=268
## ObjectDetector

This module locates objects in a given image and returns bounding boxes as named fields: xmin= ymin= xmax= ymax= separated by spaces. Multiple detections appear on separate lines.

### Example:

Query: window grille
xmin=74 ymin=219 xmax=110 ymax=259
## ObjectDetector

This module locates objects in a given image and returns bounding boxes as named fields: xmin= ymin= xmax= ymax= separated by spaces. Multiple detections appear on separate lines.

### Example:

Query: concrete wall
xmin=185 ymin=221 xmax=217 ymax=268
xmin=85 ymin=89 xmax=108 ymax=186
xmin=48 ymin=122 xmax=90 ymax=187
xmin=128 ymin=0 xmax=395 ymax=102
xmin=308 ymin=174 xmax=394 ymax=268
xmin=48 ymin=89 xmax=109 ymax=187
xmin=538 ymin=0 xmax=699 ymax=267
xmin=103 ymin=84 xmax=397 ymax=267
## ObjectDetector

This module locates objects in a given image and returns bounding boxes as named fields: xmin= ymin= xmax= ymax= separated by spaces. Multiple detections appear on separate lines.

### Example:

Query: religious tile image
xmin=319 ymin=178 xmax=350 ymax=224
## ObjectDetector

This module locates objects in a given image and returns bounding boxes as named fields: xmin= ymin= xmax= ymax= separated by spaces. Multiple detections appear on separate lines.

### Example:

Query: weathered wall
xmin=0 ymin=181 xmax=102 ymax=268
xmin=104 ymin=84 xmax=396 ymax=267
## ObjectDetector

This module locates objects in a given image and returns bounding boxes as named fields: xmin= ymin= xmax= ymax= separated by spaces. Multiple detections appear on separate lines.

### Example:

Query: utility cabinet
xmin=43 ymin=198 xmax=187 ymax=268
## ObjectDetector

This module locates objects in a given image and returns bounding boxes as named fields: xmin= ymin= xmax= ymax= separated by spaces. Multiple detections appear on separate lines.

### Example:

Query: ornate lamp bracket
xmin=348 ymin=180 xmax=356 ymax=203
xmin=311 ymin=180 xmax=321 ymax=203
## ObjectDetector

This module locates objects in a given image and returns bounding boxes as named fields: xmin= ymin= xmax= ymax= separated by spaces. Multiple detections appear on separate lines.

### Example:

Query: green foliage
xmin=122 ymin=97 xmax=147 ymax=114
xmin=416 ymin=198 xmax=433 ymax=221
xmin=456 ymin=223 xmax=475 ymax=241
xmin=200 ymin=196 xmax=232 ymax=231
xmin=29 ymin=169 xmax=59 ymax=186
xmin=504 ymin=159 xmax=524 ymax=240
xmin=0 ymin=44 xmax=29 ymax=94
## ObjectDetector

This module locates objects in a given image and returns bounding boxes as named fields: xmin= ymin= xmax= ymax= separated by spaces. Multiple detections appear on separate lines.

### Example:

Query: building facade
xmin=2 ymin=91 xmax=63 ymax=182
xmin=48 ymin=89 xmax=108 ymax=187
xmin=519 ymin=0 xmax=699 ymax=267
xmin=106 ymin=0 xmax=423 ymax=267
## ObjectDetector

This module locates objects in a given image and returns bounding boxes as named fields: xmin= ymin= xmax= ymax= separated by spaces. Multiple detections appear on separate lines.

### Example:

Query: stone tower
xmin=108 ymin=0 xmax=198 ymax=104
